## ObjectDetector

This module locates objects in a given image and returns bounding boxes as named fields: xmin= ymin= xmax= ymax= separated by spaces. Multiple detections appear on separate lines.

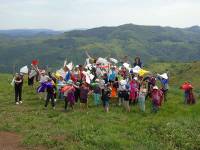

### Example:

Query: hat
xmin=95 ymin=79 xmax=100 ymax=82
xmin=134 ymin=77 xmax=138 ymax=81
xmin=153 ymin=86 xmax=159 ymax=90
xmin=120 ymin=80 xmax=127 ymax=86
xmin=67 ymin=80 xmax=73 ymax=85
xmin=141 ymin=89 xmax=147 ymax=93
xmin=75 ymin=82 xmax=80 ymax=86
xmin=130 ymin=69 xmax=133 ymax=74
xmin=19 ymin=72 xmax=24 ymax=76
xmin=41 ymin=70 xmax=46 ymax=74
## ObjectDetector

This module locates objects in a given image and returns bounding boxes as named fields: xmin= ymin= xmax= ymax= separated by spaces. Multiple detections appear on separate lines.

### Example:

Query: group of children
xmin=12 ymin=56 xmax=195 ymax=113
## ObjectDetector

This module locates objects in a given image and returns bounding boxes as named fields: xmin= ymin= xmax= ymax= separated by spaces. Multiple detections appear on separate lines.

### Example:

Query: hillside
xmin=0 ymin=24 xmax=200 ymax=72
xmin=0 ymin=29 xmax=63 ymax=37
xmin=0 ymin=62 xmax=200 ymax=149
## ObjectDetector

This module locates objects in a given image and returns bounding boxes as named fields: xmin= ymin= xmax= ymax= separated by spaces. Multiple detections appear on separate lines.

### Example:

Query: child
xmin=64 ymin=80 xmax=75 ymax=111
xmin=28 ymin=69 xmax=35 ymax=87
xmin=45 ymin=78 xmax=56 ymax=109
xmin=103 ymin=73 xmax=109 ymax=84
xmin=102 ymin=83 xmax=111 ymax=112
xmin=74 ymin=82 xmax=80 ymax=103
xmin=138 ymin=83 xmax=147 ymax=112
xmin=151 ymin=86 xmax=163 ymax=113
xmin=188 ymin=89 xmax=196 ymax=104
xmin=157 ymin=73 xmax=169 ymax=102
xmin=144 ymin=75 xmax=156 ymax=99
xmin=129 ymin=77 xmax=139 ymax=104
xmin=57 ymin=76 xmax=66 ymax=100
xmin=48 ymin=72 xmax=57 ymax=101
xmin=92 ymin=79 xmax=101 ymax=106
xmin=111 ymin=77 xmax=118 ymax=98
xmin=14 ymin=73 xmax=23 ymax=105
xmin=118 ymin=78 xmax=127 ymax=106
xmin=123 ymin=83 xmax=130 ymax=112
xmin=108 ymin=67 xmax=116 ymax=83
xmin=39 ymin=70 xmax=49 ymax=100
xmin=99 ymin=77 xmax=105 ymax=94
xmin=80 ymin=82 xmax=90 ymax=109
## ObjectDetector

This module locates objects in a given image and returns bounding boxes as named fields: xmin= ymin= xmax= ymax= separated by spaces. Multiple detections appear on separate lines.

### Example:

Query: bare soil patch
xmin=0 ymin=131 xmax=25 ymax=150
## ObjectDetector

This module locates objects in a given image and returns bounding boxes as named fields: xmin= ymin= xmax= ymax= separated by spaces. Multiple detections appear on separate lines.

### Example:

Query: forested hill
xmin=0 ymin=24 xmax=200 ymax=72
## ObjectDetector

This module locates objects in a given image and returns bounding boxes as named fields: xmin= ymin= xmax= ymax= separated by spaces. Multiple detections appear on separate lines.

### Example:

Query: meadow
xmin=0 ymin=62 xmax=200 ymax=150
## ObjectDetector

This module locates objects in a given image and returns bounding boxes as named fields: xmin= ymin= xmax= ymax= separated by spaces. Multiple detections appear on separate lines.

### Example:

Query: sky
xmin=0 ymin=0 xmax=200 ymax=30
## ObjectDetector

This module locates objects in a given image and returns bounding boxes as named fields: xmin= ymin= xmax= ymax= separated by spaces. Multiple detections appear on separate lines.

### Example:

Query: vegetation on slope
xmin=0 ymin=24 xmax=200 ymax=72
xmin=0 ymin=62 xmax=199 ymax=149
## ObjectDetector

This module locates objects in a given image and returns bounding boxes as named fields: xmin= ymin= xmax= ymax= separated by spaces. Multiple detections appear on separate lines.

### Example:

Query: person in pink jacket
xmin=151 ymin=86 xmax=163 ymax=113
xmin=129 ymin=77 xmax=139 ymax=104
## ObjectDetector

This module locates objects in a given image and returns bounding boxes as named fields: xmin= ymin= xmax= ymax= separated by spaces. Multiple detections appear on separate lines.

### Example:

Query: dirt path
xmin=0 ymin=131 xmax=26 ymax=150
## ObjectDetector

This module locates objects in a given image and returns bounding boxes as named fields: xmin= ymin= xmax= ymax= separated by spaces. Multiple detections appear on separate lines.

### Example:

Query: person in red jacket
xmin=180 ymin=82 xmax=195 ymax=104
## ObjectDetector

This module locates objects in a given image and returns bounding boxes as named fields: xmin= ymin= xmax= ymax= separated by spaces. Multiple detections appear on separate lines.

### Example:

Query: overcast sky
xmin=0 ymin=0 xmax=199 ymax=30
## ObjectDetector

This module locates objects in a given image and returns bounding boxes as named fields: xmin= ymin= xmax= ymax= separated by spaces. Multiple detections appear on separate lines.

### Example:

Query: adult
xmin=133 ymin=56 xmax=142 ymax=68
xmin=14 ymin=73 xmax=24 ymax=104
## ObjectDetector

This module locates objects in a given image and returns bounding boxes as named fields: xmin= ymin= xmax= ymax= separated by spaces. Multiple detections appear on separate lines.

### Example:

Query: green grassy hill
xmin=1 ymin=24 xmax=200 ymax=72
xmin=0 ymin=62 xmax=199 ymax=150
xmin=147 ymin=61 xmax=200 ymax=94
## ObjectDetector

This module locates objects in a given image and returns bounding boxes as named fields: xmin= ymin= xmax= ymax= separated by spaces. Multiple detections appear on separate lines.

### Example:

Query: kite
xmin=158 ymin=73 xmax=168 ymax=80
xmin=131 ymin=66 xmax=141 ymax=74
xmin=32 ymin=60 xmax=39 ymax=66
xmin=61 ymin=85 xmax=73 ymax=93
xmin=29 ymin=70 xmax=37 ymax=78
xmin=109 ymin=58 xmax=118 ymax=64
xmin=123 ymin=63 xmax=130 ymax=70
xmin=138 ymin=69 xmax=150 ymax=76
xmin=20 ymin=66 xmax=28 ymax=74
xmin=66 ymin=62 xmax=73 ymax=71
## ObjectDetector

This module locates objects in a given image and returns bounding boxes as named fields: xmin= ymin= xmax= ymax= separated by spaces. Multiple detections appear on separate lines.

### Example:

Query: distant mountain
xmin=186 ymin=26 xmax=200 ymax=32
xmin=0 ymin=29 xmax=63 ymax=37
xmin=0 ymin=24 xmax=200 ymax=73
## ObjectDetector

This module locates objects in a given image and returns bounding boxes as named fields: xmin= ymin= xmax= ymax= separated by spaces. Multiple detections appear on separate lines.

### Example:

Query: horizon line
xmin=0 ymin=23 xmax=199 ymax=31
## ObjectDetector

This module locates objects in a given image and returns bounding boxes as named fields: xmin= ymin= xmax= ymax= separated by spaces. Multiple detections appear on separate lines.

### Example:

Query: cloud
xmin=0 ymin=0 xmax=199 ymax=29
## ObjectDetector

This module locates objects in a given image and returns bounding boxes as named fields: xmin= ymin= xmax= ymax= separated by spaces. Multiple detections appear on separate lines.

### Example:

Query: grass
xmin=0 ymin=62 xmax=200 ymax=150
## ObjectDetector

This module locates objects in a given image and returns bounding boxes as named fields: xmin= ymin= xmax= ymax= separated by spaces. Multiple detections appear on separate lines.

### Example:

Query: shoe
xmin=54 ymin=99 xmax=57 ymax=102
xmin=19 ymin=101 xmax=23 ymax=104
xmin=16 ymin=102 xmax=19 ymax=105
xmin=53 ymin=107 xmax=56 ymax=110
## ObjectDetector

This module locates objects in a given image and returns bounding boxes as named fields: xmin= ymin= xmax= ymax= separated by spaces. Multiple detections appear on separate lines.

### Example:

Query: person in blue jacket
xmin=108 ymin=67 xmax=116 ymax=83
